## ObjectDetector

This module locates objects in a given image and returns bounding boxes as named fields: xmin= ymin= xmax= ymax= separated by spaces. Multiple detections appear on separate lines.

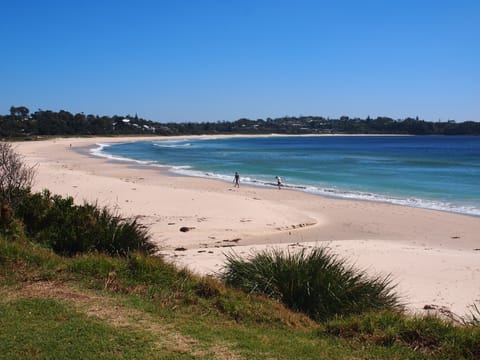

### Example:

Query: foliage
xmin=1 ymin=106 xmax=480 ymax=138
xmin=221 ymin=247 xmax=401 ymax=321
xmin=12 ymin=189 xmax=156 ymax=256
xmin=324 ymin=311 xmax=480 ymax=359
xmin=0 ymin=142 xmax=36 ymax=207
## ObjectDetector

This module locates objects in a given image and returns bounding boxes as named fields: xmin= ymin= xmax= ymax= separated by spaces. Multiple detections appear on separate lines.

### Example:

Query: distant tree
xmin=0 ymin=106 xmax=479 ymax=136
xmin=9 ymin=106 xmax=30 ymax=119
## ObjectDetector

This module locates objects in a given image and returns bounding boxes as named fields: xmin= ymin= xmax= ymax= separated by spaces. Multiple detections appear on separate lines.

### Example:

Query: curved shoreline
xmin=14 ymin=136 xmax=480 ymax=315
xmin=91 ymin=136 xmax=480 ymax=218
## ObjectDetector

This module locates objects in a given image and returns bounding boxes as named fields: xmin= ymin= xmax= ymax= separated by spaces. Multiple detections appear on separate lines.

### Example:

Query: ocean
xmin=91 ymin=136 xmax=480 ymax=216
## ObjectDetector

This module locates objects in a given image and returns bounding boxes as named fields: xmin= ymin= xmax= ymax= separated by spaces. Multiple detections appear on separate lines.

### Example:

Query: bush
xmin=221 ymin=247 xmax=401 ymax=321
xmin=14 ymin=190 xmax=156 ymax=256
xmin=0 ymin=142 xmax=35 ymax=207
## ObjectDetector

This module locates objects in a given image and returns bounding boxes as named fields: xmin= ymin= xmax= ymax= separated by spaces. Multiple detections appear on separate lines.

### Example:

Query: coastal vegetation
xmin=2 ymin=223 xmax=480 ymax=358
xmin=2 ymin=106 xmax=480 ymax=138
xmin=13 ymin=190 xmax=155 ymax=257
xmin=222 ymin=247 xmax=400 ymax=322
xmin=0 ymin=142 xmax=36 ymax=207
xmin=1 ymin=144 xmax=480 ymax=359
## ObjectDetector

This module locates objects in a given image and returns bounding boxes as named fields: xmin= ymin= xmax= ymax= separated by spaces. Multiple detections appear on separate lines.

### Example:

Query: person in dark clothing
xmin=234 ymin=172 xmax=240 ymax=188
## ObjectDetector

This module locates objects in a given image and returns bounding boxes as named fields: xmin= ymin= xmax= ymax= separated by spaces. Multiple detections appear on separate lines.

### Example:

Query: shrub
xmin=221 ymin=247 xmax=401 ymax=321
xmin=0 ymin=218 xmax=25 ymax=241
xmin=14 ymin=190 xmax=156 ymax=256
xmin=1 ymin=201 xmax=14 ymax=226
xmin=0 ymin=142 xmax=35 ymax=207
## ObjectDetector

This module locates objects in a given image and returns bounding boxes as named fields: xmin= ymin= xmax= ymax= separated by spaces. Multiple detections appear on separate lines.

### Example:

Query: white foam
xmin=169 ymin=167 xmax=480 ymax=216
xmin=303 ymin=186 xmax=480 ymax=216
xmin=153 ymin=142 xmax=192 ymax=148
xmin=89 ymin=143 xmax=157 ymax=165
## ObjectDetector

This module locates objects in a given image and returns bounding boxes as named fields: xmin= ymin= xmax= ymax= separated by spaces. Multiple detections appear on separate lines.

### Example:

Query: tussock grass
xmin=221 ymin=247 xmax=401 ymax=321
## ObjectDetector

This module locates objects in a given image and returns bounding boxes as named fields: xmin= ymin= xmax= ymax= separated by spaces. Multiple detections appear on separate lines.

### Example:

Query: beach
xmin=15 ymin=136 xmax=480 ymax=316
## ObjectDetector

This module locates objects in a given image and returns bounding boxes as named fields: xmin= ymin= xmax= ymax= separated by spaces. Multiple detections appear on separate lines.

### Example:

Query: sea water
xmin=92 ymin=136 xmax=480 ymax=216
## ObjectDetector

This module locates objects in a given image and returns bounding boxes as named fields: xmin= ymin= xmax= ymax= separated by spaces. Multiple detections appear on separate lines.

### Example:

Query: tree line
xmin=1 ymin=106 xmax=479 ymax=138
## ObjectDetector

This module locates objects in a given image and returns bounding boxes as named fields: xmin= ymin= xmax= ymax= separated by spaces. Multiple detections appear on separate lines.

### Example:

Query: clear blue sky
xmin=1 ymin=0 xmax=479 ymax=122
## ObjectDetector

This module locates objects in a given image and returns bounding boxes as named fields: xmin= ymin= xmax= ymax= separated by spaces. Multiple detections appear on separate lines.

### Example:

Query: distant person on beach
xmin=234 ymin=172 xmax=240 ymax=188
xmin=276 ymin=176 xmax=282 ymax=190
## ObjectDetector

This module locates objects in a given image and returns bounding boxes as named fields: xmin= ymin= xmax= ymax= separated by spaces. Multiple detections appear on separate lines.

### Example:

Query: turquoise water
xmin=92 ymin=136 xmax=480 ymax=216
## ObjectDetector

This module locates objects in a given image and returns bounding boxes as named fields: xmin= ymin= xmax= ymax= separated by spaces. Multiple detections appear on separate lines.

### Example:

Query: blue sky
xmin=1 ymin=0 xmax=479 ymax=122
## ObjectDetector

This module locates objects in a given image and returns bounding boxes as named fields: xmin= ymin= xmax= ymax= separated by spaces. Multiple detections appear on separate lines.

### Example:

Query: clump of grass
xmin=324 ymin=311 xmax=480 ymax=359
xmin=221 ymin=246 xmax=401 ymax=321
xmin=13 ymin=190 xmax=156 ymax=256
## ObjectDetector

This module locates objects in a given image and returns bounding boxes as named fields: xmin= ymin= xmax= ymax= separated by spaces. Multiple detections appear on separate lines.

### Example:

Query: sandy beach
xmin=15 ymin=136 xmax=480 ymax=316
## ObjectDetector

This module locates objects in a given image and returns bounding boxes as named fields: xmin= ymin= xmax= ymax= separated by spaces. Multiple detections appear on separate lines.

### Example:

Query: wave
xmin=153 ymin=142 xmax=192 ymax=148
xmin=90 ymin=143 xmax=114 ymax=158
xmin=90 ymin=143 xmax=159 ymax=166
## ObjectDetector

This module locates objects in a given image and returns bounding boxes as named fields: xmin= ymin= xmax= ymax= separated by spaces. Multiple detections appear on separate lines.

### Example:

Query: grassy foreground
xmin=1 ymin=235 xmax=480 ymax=359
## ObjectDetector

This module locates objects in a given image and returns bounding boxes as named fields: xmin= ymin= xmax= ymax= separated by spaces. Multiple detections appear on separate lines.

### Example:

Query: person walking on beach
xmin=234 ymin=172 xmax=240 ymax=188
xmin=276 ymin=176 xmax=282 ymax=190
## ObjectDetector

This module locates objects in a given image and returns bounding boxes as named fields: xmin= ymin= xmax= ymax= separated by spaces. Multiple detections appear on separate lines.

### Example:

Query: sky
xmin=1 ymin=0 xmax=479 ymax=123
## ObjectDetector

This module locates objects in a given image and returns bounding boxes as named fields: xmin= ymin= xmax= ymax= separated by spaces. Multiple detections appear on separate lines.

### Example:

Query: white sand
xmin=15 ymin=136 xmax=480 ymax=316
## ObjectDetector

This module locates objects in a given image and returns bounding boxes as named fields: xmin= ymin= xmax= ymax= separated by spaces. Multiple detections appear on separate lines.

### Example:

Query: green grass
xmin=0 ymin=298 xmax=164 ymax=360
xmin=221 ymin=246 xmax=401 ymax=321
xmin=324 ymin=311 xmax=480 ymax=359
xmin=1 ymin=235 xmax=479 ymax=359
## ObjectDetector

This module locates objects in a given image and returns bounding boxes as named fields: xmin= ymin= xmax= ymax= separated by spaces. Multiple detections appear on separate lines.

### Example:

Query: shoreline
xmin=89 ymin=135 xmax=480 ymax=218
xmin=14 ymin=136 xmax=480 ymax=316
